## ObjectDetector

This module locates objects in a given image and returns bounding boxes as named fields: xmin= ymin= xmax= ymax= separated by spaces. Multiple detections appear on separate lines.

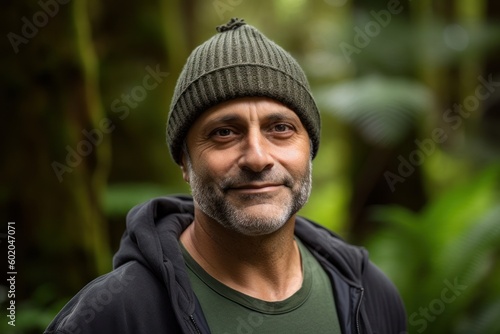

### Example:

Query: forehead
xmin=193 ymin=97 xmax=301 ymax=127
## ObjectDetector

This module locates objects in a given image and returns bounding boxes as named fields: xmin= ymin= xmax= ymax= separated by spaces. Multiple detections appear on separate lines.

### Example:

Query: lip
xmin=229 ymin=183 xmax=283 ymax=193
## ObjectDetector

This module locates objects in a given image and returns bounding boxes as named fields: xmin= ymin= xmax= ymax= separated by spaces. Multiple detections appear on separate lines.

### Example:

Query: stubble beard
xmin=186 ymin=158 xmax=312 ymax=236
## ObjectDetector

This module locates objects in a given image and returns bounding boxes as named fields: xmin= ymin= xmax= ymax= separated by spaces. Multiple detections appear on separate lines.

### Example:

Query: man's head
xmin=166 ymin=18 xmax=321 ymax=235
xmin=166 ymin=18 xmax=321 ymax=165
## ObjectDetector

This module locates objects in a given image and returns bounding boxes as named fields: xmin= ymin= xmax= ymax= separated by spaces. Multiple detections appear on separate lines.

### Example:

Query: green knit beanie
xmin=167 ymin=18 xmax=321 ymax=165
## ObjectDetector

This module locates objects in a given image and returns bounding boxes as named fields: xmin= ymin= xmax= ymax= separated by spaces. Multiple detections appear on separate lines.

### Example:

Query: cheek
xmin=286 ymin=146 xmax=309 ymax=162
xmin=278 ymin=150 xmax=311 ymax=183
xmin=278 ymin=141 xmax=311 ymax=167
xmin=195 ymin=150 xmax=237 ymax=180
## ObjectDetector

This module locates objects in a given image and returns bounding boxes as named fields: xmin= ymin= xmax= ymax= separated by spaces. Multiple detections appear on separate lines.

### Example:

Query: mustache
xmin=220 ymin=170 xmax=294 ymax=192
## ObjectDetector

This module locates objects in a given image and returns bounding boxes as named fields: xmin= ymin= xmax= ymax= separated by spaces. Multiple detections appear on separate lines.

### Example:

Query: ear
xmin=180 ymin=154 xmax=190 ymax=183
xmin=181 ymin=165 xmax=190 ymax=183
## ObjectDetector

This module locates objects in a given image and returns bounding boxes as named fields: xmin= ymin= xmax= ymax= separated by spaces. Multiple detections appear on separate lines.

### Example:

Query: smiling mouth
xmin=229 ymin=184 xmax=283 ymax=193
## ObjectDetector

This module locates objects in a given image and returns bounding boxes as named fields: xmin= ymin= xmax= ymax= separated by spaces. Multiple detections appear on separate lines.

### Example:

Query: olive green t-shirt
xmin=181 ymin=239 xmax=341 ymax=334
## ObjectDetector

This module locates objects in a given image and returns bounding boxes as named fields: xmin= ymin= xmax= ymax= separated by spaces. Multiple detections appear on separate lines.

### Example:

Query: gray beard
xmin=186 ymin=159 xmax=312 ymax=236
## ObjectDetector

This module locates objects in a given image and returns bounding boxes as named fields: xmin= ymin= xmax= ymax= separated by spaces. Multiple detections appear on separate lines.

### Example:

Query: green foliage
xmin=318 ymin=76 xmax=434 ymax=147
xmin=103 ymin=183 xmax=181 ymax=217
xmin=301 ymin=128 xmax=353 ymax=235
xmin=0 ymin=285 xmax=66 ymax=334
xmin=367 ymin=166 xmax=500 ymax=333
xmin=0 ymin=305 xmax=57 ymax=334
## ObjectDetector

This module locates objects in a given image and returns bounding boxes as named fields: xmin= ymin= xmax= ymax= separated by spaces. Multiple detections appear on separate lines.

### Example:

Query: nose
xmin=237 ymin=129 xmax=274 ymax=173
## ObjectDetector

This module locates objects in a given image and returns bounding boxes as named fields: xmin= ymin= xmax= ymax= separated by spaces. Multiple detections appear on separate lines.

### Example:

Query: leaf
xmin=421 ymin=165 xmax=500 ymax=249
xmin=456 ymin=300 xmax=500 ymax=334
xmin=317 ymin=76 xmax=434 ymax=147
xmin=441 ymin=206 xmax=500 ymax=286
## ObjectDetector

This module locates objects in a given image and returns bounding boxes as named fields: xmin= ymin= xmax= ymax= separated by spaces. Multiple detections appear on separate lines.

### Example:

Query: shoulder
xmin=361 ymin=261 xmax=407 ymax=331
xmin=44 ymin=261 xmax=178 ymax=334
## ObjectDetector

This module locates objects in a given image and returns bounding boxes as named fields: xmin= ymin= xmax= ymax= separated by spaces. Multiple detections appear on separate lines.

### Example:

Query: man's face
xmin=183 ymin=97 xmax=312 ymax=236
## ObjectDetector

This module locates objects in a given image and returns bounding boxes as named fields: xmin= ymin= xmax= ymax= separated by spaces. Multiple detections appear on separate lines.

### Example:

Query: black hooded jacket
xmin=44 ymin=196 xmax=407 ymax=334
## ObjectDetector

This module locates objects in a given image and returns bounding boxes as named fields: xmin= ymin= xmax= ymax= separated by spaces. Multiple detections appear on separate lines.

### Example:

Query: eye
xmin=273 ymin=124 xmax=293 ymax=132
xmin=209 ymin=128 xmax=236 ymax=138
xmin=215 ymin=128 xmax=232 ymax=136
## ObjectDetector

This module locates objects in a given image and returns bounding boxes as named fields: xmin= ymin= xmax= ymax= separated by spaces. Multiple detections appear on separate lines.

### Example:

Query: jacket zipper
xmin=355 ymin=287 xmax=365 ymax=334
xmin=189 ymin=315 xmax=202 ymax=334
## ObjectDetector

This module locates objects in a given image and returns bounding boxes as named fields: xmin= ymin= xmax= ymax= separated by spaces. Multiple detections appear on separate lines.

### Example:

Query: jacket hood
xmin=113 ymin=195 xmax=197 ymax=315
xmin=113 ymin=195 xmax=194 ymax=269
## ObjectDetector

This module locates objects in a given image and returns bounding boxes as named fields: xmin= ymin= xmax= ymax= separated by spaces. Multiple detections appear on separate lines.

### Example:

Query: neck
xmin=180 ymin=208 xmax=302 ymax=301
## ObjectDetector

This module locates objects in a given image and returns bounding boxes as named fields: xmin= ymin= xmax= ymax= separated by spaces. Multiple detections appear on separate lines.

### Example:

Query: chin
xmin=230 ymin=222 xmax=286 ymax=237
xmin=224 ymin=210 xmax=292 ymax=236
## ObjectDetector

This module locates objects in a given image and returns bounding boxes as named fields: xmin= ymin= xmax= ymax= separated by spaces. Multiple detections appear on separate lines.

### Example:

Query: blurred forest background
xmin=1 ymin=0 xmax=500 ymax=333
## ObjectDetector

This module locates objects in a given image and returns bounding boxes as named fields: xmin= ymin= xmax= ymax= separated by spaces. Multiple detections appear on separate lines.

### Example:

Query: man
xmin=45 ymin=18 xmax=406 ymax=333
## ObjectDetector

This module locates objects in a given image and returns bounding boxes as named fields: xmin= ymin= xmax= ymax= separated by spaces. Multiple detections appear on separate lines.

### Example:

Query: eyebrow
xmin=205 ymin=112 xmax=299 ymax=127
xmin=206 ymin=114 xmax=243 ymax=125
xmin=263 ymin=112 xmax=299 ymax=123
